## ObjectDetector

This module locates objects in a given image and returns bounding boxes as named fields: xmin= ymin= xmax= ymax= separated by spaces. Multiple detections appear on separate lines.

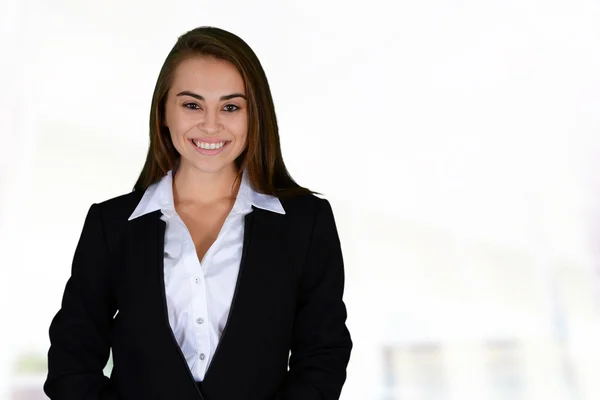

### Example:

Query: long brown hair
xmin=133 ymin=26 xmax=314 ymax=198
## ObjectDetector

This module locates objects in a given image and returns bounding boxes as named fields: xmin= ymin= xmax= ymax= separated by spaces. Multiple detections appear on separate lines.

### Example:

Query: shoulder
xmin=83 ymin=190 xmax=146 ymax=242
xmin=279 ymin=193 xmax=337 ymax=232
xmin=74 ymin=192 xmax=143 ymax=251
xmin=95 ymin=190 xmax=144 ymax=222
xmin=279 ymin=192 xmax=330 ymax=217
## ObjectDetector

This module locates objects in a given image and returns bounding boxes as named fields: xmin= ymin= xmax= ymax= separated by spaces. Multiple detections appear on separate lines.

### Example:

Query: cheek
xmin=232 ymin=116 xmax=248 ymax=142
xmin=166 ymin=110 xmax=195 ymax=138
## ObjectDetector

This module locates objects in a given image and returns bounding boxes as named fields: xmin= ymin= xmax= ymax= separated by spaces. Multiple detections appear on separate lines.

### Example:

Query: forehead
xmin=170 ymin=56 xmax=245 ymax=94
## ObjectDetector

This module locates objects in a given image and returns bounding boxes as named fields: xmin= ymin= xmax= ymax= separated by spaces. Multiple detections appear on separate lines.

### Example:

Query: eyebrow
xmin=176 ymin=91 xmax=247 ymax=101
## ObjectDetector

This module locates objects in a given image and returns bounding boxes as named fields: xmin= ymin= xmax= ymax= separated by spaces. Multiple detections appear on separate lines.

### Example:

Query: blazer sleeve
xmin=44 ymin=203 xmax=118 ymax=400
xmin=273 ymin=198 xmax=353 ymax=400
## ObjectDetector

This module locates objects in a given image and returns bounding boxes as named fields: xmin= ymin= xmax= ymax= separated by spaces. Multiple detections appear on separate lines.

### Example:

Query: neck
xmin=172 ymin=162 xmax=241 ymax=207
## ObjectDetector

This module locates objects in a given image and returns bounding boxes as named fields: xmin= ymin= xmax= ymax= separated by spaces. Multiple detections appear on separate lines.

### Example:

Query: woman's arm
xmin=44 ymin=203 xmax=118 ymax=399
xmin=273 ymin=198 xmax=353 ymax=400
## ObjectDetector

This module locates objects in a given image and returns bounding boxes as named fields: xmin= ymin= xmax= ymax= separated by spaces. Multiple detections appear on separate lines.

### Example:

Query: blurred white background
xmin=1 ymin=0 xmax=600 ymax=399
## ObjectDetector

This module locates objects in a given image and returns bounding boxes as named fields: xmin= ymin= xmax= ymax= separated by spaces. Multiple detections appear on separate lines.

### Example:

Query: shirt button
xmin=196 ymin=317 xmax=204 ymax=325
xmin=199 ymin=353 xmax=206 ymax=361
xmin=195 ymin=277 xmax=201 ymax=284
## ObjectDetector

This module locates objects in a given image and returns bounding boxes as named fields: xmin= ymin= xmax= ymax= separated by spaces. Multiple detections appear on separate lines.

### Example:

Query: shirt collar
xmin=128 ymin=168 xmax=285 ymax=221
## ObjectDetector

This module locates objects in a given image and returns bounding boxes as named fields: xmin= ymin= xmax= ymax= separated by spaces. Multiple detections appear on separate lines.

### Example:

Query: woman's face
xmin=164 ymin=56 xmax=248 ymax=175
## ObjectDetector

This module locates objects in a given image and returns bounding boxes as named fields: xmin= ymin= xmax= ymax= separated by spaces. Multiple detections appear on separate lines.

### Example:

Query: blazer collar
xmin=128 ymin=168 xmax=285 ymax=221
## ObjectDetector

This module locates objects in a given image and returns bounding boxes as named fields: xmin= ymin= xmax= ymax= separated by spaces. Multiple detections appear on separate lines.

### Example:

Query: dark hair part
xmin=133 ymin=26 xmax=314 ymax=198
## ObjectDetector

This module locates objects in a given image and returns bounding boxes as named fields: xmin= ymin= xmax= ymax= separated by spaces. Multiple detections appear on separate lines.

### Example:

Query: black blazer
xmin=44 ymin=190 xmax=352 ymax=400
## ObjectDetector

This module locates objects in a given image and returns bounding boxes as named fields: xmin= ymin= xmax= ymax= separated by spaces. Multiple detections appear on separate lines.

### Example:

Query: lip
xmin=188 ymin=139 xmax=230 ymax=156
xmin=189 ymin=137 xmax=228 ymax=143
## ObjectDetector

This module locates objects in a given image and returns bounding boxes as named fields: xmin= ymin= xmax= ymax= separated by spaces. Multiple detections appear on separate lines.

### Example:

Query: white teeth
xmin=192 ymin=140 xmax=226 ymax=150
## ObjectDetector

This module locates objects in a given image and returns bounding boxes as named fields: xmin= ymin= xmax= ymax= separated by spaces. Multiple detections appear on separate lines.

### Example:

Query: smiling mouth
xmin=190 ymin=139 xmax=231 ymax=150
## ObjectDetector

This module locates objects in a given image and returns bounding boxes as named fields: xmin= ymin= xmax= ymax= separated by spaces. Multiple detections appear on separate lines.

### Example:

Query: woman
xmin=43 ymin=26 xmax=352 ymax=400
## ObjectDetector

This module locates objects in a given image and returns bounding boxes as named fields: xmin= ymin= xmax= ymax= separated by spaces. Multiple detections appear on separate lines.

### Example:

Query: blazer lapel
xmin=125 ymin=210 xmax=205 ymax=398
xmin=203 ymin=206 xmax=288 ymax=384
xmin=123 ymin=210 xmax=166 ymax=322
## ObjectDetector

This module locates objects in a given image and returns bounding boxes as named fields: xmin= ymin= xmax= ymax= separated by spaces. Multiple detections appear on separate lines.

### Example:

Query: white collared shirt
xmin=128 ymin=169 xmax=285 ymax=381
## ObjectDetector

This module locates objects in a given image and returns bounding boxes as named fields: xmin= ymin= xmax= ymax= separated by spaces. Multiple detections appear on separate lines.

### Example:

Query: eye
xmin=223 ymin=104 xmax=240 ymax=112
xmin=183 ymin=103 xmax=200 ymax=110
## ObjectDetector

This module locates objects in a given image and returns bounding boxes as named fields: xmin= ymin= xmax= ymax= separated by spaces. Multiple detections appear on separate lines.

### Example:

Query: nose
xmin=198 ymin=108 xmax=222 ymax=135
